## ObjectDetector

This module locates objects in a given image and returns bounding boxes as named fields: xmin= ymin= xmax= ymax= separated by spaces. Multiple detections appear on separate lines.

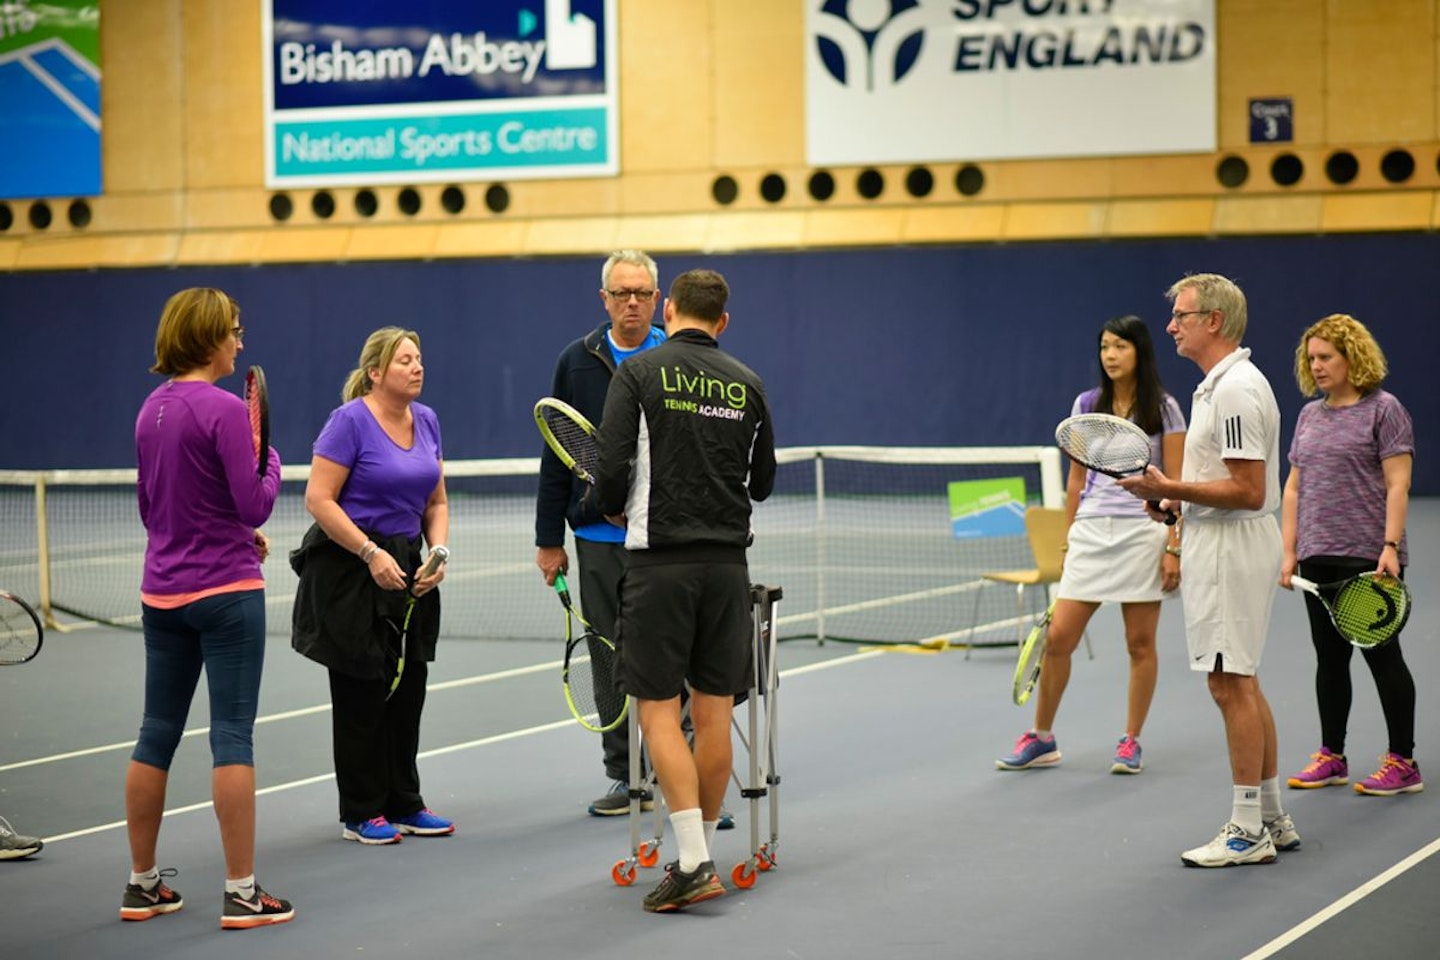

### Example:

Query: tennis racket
xmin=1012 ymin=600 xmax=1053 ymax=706
xmin=0 ymin=590 xmax=43 ymax=665
xmin=1055 ymin=413 xmax=1177 ymax=525
xmin=1289 ymin=572 xmax=1411 ymax=649
xmin=535 ymin=397 xmax=599 ymax=485
xmin=386 ymin=545 xmax=449 ymax=700
xmin=553 ymin=572 xmax=627 ymax=733
xmin=245 ymin=365 xmax=271 ymax=479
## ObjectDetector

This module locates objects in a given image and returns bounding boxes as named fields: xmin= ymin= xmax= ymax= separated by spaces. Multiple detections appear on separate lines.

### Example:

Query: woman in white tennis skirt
xmin=998 ymin=315 xmax=1186 ymax=774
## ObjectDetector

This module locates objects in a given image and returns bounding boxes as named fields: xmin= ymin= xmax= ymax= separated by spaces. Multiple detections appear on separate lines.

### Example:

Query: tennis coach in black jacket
xmin=593 ymin=268 xmax=776 ymax=912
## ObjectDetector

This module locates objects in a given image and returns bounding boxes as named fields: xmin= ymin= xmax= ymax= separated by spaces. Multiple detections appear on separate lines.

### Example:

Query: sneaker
xmin=1287 ymin=747 xmax=1348 ymax=788
xmin=393 ymin=808 xmax=455 ymax=836
xmin=1180 ymin=822 xmax=1277 ymax=868
xmin=996 ymin=731 xmax=1061 ymax=770
xmin=642 ymin=860 xmax=726 ymax=913
xmin=1354 ymin=753 xmax=1424 ymax=796
xmin=1111 ymin=735 xmax=1143 ymax=774
xmin=119 ymin=868 xmax=184 ymax=921
xmin=1265 ymin=813 xmax=1301 ymax=852
xmin=221 ymin=882 xmax=295 ymax=930
xmin=342 ymin=816 xmax=402 ymax=845
xmin=0 ymin=816 xmax=43 ymax=860
xmin=717 ymin=808 xmax=735 ymax=831
xmin=588 ymin=779 xmax=654 ymax=817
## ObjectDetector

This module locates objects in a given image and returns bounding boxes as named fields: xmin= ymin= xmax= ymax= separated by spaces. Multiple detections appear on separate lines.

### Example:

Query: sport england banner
xmin=806 ymin=0 xmax=1216 ymax=165
xmin=263 ymin=0 xmax=617 ymax=187
xmin=0 ymin=0 xmax=101 ymax=200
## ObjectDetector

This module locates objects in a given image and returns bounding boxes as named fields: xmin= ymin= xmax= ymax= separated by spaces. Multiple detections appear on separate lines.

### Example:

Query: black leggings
xmin=1299 ymin=557 xmax=1415 ymax=758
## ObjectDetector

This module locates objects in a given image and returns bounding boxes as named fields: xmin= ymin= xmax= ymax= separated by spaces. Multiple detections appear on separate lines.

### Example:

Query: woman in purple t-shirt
xmin=291 ymin=327 xmax=452 ymax=845
xmin=128 ymin=287 xmax=293 ymax=927
xmin=1281 ymin=314 xmax=1421 ymax=797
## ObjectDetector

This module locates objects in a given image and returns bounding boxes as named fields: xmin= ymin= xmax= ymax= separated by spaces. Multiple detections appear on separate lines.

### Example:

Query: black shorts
xmin=613 ymin=561 xmax=753 ymax=700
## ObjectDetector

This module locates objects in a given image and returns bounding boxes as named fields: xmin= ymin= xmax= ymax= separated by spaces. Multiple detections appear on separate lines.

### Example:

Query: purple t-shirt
xmin=313 ymin=399 xmax=443 ymax=538
xmin=1289 ymin=389 xmax=1413 ymax=564
xmin=136 ymin=379 xmax=282 ymax=594
xmin=1072 ymin=389 xmax=1187 ymax=519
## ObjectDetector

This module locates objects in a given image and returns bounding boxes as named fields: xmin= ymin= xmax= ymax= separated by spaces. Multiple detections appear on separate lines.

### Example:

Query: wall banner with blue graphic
xmin=263 ymin=0 xmax=617 ymax=187
xmin=0 ymin=1 xmax=101 ymax=200
xmin=806 ymin=0 xmax=1216 ymax=165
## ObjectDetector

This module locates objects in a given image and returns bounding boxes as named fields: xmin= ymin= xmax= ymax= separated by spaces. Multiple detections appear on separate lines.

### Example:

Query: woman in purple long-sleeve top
xmin=124 ymin=288 xmax=294 ymax=930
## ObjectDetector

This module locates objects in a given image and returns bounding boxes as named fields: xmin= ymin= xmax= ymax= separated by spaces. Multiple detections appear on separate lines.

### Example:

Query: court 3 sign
xmin=263 ymin=0 xmax=617 ymax=187
xmin=806 ymin=0 xmax=1216 ymax=165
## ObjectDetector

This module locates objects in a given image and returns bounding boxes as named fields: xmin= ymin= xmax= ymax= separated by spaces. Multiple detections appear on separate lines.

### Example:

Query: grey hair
xmin=1167 ymin=272 xmax=1248 ymax=341
xmin=601 ymin=249 xmax=659 ymax=290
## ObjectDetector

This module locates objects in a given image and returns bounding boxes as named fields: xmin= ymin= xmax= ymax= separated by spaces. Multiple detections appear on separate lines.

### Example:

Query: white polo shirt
xmin=1183 ymin=347 xmax=1281 ymax=521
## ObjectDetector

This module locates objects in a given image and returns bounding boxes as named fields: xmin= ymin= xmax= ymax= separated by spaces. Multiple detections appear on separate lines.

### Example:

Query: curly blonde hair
xmin=1293 ymin=313 xmax=1388 ymax=397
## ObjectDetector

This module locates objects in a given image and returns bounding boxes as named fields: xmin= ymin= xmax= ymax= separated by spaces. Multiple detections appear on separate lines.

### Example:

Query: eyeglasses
xmin=1170 ymin=309 xmax=1209 ymax=322
xmin=606 ymin=288 xmax=657 ymax=302
xmin=231 ymin=325 xmax=245 ymax=341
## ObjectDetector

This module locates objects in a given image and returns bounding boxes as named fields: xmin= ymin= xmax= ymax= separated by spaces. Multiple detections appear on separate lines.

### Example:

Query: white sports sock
xmin=703 ymin=820 xmax=718 ymax=850
xmin=670 ymin=808 xmax=707 ymax=873
xmin=225 ymin=874 xmax=256 ymax=898
xmin=1260 ymin=777 xmax=1284 ymax=821
xmin=130 ymin=866 xmax=159 ymax=888
xmin=1033 ymin=729 xmax=1054 ymax=741
xmin=1232 ymin=785 xmax=1262 ymax=836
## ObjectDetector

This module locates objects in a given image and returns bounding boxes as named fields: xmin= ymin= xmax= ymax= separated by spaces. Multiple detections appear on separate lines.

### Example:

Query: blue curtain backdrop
xmin=3 ymin=233 xmax=1436 ymax=493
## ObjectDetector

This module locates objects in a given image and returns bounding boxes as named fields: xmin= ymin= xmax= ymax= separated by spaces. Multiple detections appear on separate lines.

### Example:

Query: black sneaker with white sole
xmin=119 ymin=868 xmax=184 ymax=921
xmin=221 ymin=883 xmax=295 ymax=930
xmin=642 ymin=860 xmax=725 ymax=913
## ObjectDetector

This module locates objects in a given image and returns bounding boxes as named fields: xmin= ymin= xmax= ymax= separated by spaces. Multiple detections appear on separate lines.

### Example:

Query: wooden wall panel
xmin=1216 ymin=0 xmax=1325 ymax=147
xmin=617 ymin=2 xmax=713 ymax=173
xmin=100 ymin=0 xmax=184 ymax=192
xmin=182 ymin=2 xmax=264 ymax=188
xmin=712 ymin=1 xmax=805 ymax=168
xmin=1325 ymin=1 xmax=1437 ymax=143
xmin=1213 ymin=194 xmax=1324 ymax=233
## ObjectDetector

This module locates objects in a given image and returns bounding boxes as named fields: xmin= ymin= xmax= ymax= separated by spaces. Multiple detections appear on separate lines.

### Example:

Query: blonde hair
xmin=1166 ymin=273 xmax=1248 ymax=341
xmin=1293 ymin=313 xmax=1388 ymax=397
xmin=151 ymin=287 xmax=238 ymax=375
xmin=342 ymin=326 xmax=421 ymax=402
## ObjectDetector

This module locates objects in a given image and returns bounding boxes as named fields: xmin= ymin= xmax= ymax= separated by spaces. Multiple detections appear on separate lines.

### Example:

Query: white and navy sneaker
xmin=1265 ymin=813 xmax=1301 ymax=852
xmin=1180 ymin=822 xmax=1277 ymax=868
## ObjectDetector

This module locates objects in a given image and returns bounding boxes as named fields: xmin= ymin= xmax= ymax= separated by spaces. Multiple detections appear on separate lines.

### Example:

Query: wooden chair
xmin=966 ymin=507 xmax=1093 ymax=659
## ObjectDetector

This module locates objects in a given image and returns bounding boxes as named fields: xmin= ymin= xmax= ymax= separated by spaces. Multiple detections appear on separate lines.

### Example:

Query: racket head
xmin=0 ymin=590 xmax=43 ymax=665
xmin=1012 ymin=601 xmax=1053 ymax=706
xmin=534 ymin=398 xmax=598 ymax=484
xmin=1330 ymin=573 xmax=1411 ymax=648
xmin=1054 ymin=413 xmax=1151 ymax=477
xmin=245 ymin=365 xmax=271 ymax=478
xmin=562 ymin=631 xmax=628 ymax=732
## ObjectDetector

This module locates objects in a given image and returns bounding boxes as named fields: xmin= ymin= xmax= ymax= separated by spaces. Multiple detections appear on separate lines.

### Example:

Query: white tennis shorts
xmin=1058 ymin=515 xmax=1170 ymax=603
xmin=1180 ymin=515 xmax=1281 ymax=676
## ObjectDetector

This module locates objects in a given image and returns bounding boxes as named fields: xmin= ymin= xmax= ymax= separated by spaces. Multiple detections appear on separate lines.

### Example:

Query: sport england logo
xmin=814 ymin=0 xmax=927 ymax=91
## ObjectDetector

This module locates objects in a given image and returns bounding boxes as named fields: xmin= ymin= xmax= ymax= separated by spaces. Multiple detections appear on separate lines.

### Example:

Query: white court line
xmin=35 ymin=649 xmax=882 ymax=843
xmin=1239 ymin=836 xmax=1440 ymax=959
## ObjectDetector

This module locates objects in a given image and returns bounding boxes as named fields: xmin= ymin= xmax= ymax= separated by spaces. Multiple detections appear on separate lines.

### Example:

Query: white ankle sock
xmin=1260 ymin=777 xmax=1284 ymax=821
xmin=225 ymin=874 xmax=256 ymax=897
xmin=130 ymin=866 xmax=159 ymax=888
xmin=670 ymin=808 xmax=707 ymax=873
xmin=1232 ymin=785 xmax=1262 ymax=836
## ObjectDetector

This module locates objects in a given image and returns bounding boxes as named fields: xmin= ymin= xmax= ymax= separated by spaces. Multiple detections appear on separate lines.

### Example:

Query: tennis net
xmin=0 ymin=446 xmax=1062 ymax=646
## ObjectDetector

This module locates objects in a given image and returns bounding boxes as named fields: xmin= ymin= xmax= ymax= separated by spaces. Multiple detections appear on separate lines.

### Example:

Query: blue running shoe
xmin=717 ymin=808 xmax=735 ymax=831
xmin=1111 ymin=735 xmax=1143 ymax=774
xmin=996 ymin=731 xmax=1061 ymax=770
xmin=342 ymin=816 xmax=401 ymax=845
xmin=393 ymin=808 xmax=455 ymax=836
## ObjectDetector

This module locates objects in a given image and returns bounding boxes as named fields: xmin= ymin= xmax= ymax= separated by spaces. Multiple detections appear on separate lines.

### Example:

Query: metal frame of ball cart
xmin=610 ymin=584 xmax=784 ymax=890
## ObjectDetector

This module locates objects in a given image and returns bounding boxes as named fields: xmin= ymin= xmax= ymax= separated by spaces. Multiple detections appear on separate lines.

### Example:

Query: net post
xmin=813 ymin=452 xmax=826 ymax=645
xmin=1038 ymin=446 xmax=1064 ymax=509
xmin=34 ymin=473 xmax=59 ymax=630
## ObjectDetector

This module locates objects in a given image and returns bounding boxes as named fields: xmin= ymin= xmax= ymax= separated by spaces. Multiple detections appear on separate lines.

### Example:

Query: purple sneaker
xmin=1354 ymin=753 xmax=1423 ymax=796
xmin=1287 ymin=747 xmax=1348 ymax=789
xmin=393 ymin=808 xmax=455 ymax=836
xmin=1111 ymin=735 xmax=1143 ymax=774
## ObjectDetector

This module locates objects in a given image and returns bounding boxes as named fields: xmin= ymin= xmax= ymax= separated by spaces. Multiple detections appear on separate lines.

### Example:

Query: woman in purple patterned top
xmin=1281 ymin=314 xmax=1421 ymax=797
xmin=290 ymin=327 xmax=453 ymax=845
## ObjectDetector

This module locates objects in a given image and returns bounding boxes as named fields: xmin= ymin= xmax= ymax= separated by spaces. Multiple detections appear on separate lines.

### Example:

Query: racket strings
xmin=1331 ymin=577 xmax=1409 ymax=646
xmin=542 ymin=409 xmax=599 ymax=476
xmin=567 ymin=633 xmax=625 ymax=727
xmin=1056 ymin=420 xmax=1150 ymax=474
xmin=1 ymin=602 xmax=41 ymax=663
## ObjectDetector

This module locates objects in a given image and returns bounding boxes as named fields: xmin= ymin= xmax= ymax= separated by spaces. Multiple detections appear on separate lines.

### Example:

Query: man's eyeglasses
xmin=1170 ymin=309 xmax=1210 ymax=322
xmin=231 ymin=325 xmax=245 ymax=341
xmin=606 ymin=288 xmax=657 ymax=302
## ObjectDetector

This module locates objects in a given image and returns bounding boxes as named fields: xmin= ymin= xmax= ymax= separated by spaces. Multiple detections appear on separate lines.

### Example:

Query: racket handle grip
xmin=418 ymin=545 xmax=450 ymax=578
xmin=1288 ymin=575 xmax=1317 ymax=594
xmin=1147 ymin=500 xmax=1178 ymax=525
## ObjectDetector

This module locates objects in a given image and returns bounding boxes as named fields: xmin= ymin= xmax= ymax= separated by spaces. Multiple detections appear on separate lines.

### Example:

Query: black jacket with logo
xmin=594 ymin=327 xmax=775 ymax=563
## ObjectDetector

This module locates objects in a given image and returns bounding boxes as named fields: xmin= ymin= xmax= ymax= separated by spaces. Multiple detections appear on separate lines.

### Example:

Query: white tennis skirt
xmin=1058 ymin=515 xmax=1171 ymax=603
